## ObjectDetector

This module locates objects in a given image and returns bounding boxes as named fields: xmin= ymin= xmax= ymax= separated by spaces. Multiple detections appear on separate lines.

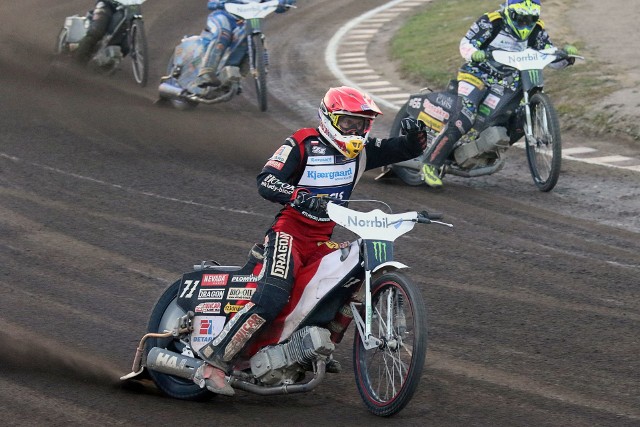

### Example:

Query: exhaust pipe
xmin=158 ymin=82 xmax=185 ymax=100
xmin=146 ymin=347 xmax=204 ymax=380
xmin=146 ymin=348 xmax=327 ymax=396
xmin=230 ymin=360 xmax=327 ymax=395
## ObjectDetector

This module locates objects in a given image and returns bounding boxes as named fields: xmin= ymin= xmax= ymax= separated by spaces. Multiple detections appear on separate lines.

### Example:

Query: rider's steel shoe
xmin=196 ymin=67 xmax=221 ymax=88
xmin=326 ymin=358 xmax=342 ymax=373
xmin=193 ymin=363 xmax=235 ymax=396
xmin=421 ymin=164 xmax=443 ymax=188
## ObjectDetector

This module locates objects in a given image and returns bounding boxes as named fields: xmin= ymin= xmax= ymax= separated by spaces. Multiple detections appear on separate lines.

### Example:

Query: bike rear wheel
xmin=129 ymin=19 xmax=149 ymax=87
xmin=145 ymin=280 xmax=212 ymax=401
xmin=525 ymin=92 xmax=562 ymax=192
xmin=353 ymin=272 xmax=428 ymax=417
xmin=251 ymin=34 xmax=268 ymax=112
xmin=55 ymin=28 xmax=69 ymax=55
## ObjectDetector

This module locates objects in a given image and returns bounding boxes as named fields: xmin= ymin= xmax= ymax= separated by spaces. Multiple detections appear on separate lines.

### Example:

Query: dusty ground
xmin=0 ymin=0 xmax=638 ymax=426
xmin=551 ymin=0 xmax=640 ymax=140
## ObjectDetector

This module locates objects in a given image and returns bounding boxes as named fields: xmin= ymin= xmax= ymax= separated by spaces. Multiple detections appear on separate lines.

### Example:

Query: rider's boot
xmin=422 ymin=123 xmax=462 ymax=188
xmin=326 ymin=358 xmax=342 ymax=373
xmin=196 ymin=67 xmax=221 ymax=87
xmin=74 ymin=34 xmax=100 ymax=65
xmin=421 ymin=163 xmax=443 ymax=188
xmin=193 ymin=363 xmax=235 ymax=396
xmin=195 ymin=301 xmax=270 ymax=396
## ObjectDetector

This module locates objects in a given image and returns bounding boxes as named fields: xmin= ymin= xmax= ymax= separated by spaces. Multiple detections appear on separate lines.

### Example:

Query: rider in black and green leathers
xmin=420 ymin=0 xmax=577 ymax=188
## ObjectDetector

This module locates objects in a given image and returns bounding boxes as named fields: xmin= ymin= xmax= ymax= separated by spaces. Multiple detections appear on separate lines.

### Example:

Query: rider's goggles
xmin=509 ymin=10 xmax=538 ymax=28
xmin=330 ymin=114 xmax=373 ymax=136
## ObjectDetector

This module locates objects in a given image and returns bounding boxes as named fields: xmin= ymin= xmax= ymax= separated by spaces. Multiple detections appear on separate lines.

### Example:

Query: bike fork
xmin=351 ymin=270 xmax=382 ymax=350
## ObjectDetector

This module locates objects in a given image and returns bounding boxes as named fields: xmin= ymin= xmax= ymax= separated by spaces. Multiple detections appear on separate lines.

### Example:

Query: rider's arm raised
xmin=363 ymin=134 xmax=424 ymax=171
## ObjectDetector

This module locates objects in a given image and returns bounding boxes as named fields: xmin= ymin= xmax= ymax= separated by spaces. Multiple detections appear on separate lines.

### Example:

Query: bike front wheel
xmin=353 ymin=272 xmax=428 ymax=417
xmin=251 ymin=34 xmax=268 ymax=112
xmin=129 ymin=19 xmax=149 ymax=87
xmin=525 ymin=92 xmax=562 ymax=192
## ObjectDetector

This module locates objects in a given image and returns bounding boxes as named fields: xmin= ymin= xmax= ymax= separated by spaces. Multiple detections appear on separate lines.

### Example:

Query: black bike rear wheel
xmin=252 ymin=34 xmax=268 ymax=112
xmin=55 ymin=28 xmax=69 ymax=55
xmin=145 ymin=280 xmax=212 ymax=401
xmin=353 ymin=272 xmax=428 ymax=416
xmin=129 ymin=19 xmax=149 ymax=87
xmin=525 ymin=92 xmax=562 ymax=192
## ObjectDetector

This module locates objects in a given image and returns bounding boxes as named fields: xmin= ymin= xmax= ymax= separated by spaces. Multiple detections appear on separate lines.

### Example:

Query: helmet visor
xmin=509 ymin=9 xmax=538 ymax=28
xmin=331 ymin=114 xmax=373 ymax=136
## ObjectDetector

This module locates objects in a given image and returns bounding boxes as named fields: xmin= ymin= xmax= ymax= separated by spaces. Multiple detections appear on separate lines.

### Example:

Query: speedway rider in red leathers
xmin=193 ymin=86 xmax=428 ymax=395
xmin=420 ymin=0 xmax=578 ymax=188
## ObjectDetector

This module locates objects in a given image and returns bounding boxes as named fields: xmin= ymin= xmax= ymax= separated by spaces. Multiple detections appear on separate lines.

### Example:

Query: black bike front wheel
xmin=525 ymin=92 xmax=562 ymax=192
xmin=129 ymin=19 xmax=149 ymax=87
xmin=251 ymin=34 xmax=268 ymax=112
xmin=353 ymin=272 xmax=428 ymax=417
xmin=145 ymin=280 xmax=212 ymax=401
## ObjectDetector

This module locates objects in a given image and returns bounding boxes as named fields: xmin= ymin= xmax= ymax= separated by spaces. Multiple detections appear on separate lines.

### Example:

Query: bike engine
xmin=454 ymin=126 xmax=510 ymax=168
xmin=249 ymin=326 xmax=334 ymax=386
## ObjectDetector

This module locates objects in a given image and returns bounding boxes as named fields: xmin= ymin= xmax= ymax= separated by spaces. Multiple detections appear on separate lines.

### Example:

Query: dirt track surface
xmin=1 ymin=0 xmax=638 ymax=426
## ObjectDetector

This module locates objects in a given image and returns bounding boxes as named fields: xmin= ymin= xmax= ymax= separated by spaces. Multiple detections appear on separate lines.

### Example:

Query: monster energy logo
xmin=372 ymin=241 xmax=388 ymax=262
xmin=249 ymin=18 xmax=261 ymax=31
xmin=528 ymin=70 xmax=541 ymax=86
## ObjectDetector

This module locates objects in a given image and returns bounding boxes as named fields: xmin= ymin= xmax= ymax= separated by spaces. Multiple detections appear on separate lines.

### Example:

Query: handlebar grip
xmin=418 ymin=210 xmax=443 ymax=221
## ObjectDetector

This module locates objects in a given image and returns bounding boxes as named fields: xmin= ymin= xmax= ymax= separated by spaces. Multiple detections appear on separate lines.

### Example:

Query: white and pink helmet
xmin=317 ymin=86 xmax=382 ymax=159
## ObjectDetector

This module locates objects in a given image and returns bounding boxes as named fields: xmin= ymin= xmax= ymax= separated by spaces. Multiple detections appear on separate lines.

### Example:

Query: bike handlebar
xmin=294 ymin=195 xmax=449 ymax=225
xmin=417 ymin=210 xmax=443 ymax=223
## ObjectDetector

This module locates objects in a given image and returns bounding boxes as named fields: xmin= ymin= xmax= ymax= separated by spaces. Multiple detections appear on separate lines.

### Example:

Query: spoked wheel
xmin=55 ymin=28 xmax=69 ymax=55
xmin=129 ymin=19 xmax=149 ymax=87
xmin=525 ymin=92 xmax=562 ymax=192
xmin=353 ymin=272 xmax=428 ymax=417
xmin=145 ymin=280 xmax=212 ymax=401
xmin=251 ymin=34 xmax=268 ymax=112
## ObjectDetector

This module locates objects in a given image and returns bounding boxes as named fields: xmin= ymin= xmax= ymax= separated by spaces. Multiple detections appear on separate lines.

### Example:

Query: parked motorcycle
xmin=158 ymin=0 xmax=290 ymax=111
xmin=55 ymin=0 xmax=149 ymax=87
xmin=121 ymin=199 xmax=452 ymax=416
xmin=378 ymin=47 xmax=582 ymax=192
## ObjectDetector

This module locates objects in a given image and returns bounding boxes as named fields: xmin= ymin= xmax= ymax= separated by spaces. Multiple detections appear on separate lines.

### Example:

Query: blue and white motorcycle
xmin=158 ymin=0 xmax=290 ymax=111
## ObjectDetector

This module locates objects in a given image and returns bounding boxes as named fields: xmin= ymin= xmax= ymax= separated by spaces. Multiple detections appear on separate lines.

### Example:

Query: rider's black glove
xmin=292 ymin=191 xmax=327 ymax=213
xmin=400 ymin=117 xmax=428 ymax=151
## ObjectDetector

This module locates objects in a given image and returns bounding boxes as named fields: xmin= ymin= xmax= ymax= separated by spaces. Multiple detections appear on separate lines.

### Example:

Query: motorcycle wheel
xmin=353 ymin=272 xmax=428 ymax=417
xmin=525 ymin=92 xmax=562 ymax=192
xmin=387 ymin=102 xmax=427 ymax=186
xmin=55 ymin=28 xmax=68 ymax=55
xmin=129 ymin=19 xmax=149 ymax=87
xmin=251 ymin=34 xmax=268 ymax=112
xmin=145 ymin=280 xmax=213 ymax=401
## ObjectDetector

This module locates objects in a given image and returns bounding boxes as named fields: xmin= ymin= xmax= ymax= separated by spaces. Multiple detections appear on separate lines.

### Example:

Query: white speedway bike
xmin=121 ymin=199 xmax=452 ymax=417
